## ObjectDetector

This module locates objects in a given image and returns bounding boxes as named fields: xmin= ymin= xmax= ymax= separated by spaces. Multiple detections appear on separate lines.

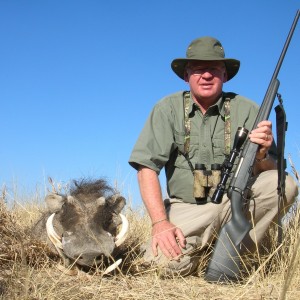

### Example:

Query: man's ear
xmin=223 ymin=71 xmax=228 ymax=83
xmin=184 ymin=70 xmax=189 ymax=82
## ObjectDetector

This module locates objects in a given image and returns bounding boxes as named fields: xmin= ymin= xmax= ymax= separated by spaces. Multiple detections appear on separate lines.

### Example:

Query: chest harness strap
xmin=224 ymin=99 xmax=231 ymax=156
xmin=182 ymin=92 xmax=231 ymax=168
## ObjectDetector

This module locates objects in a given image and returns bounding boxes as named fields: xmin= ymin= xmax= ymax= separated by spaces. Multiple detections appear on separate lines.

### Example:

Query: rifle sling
xmin=275 ymin=93 xmax=287 ymax=249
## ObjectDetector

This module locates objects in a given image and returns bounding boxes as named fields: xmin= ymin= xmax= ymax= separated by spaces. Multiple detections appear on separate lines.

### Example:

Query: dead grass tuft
xmin=0 ymin=178 xmax=299 ymax=299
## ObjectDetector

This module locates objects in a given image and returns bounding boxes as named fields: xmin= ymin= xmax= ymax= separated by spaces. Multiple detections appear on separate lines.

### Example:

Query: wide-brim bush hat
xmin=171 ymin=36 xmax=240 ymax=81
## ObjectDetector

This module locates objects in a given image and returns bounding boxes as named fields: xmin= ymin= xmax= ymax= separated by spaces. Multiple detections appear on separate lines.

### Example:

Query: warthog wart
xmin=32 ymin=178 xmax=129 ymax=274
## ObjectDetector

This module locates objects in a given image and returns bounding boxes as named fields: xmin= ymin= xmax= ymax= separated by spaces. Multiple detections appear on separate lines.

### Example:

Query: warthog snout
xmin=61 ymin=230 xmax=116 ymax=266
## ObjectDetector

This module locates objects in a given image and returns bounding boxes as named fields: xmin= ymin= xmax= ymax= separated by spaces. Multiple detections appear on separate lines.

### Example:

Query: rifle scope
xmin=211 ymin=127 xmax=248 ymax=204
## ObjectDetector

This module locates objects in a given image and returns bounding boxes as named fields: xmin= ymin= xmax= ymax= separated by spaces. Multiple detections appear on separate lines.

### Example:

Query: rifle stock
xmin=205 ymin=10 xmax=299 ymax=283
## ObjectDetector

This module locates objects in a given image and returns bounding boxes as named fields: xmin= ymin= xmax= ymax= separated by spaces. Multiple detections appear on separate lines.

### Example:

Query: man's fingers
xmin=168 ymin=240 xmax=183 ymax=256
xmin=154 ymin=239 xmax=174 ymax=259
xmin=175 ymin=228 xmax=186 ymax=248
xmin=151 ymin=239 xmax=158 ymax=257
xmin=160 ymin=237 xmax=182 ymax=258
xmin=151 ymin=221 xmax=186 ymax=259
xmin=161 ymin=245 xmax=174 ymax=259
xmin=256 ymin=120 xmax=272 ymax=130
xmin=152 ymin=234 xmax=184 ymax=259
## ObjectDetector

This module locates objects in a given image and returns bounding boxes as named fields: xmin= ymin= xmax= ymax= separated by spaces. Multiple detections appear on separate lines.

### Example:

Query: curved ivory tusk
xmin=103 ymin=258 xmax=122 ymax=275
xmin=46 ymin=213 xmax=63 ymax=250
xmin=115 ymin=213 xmax=129 ymax=247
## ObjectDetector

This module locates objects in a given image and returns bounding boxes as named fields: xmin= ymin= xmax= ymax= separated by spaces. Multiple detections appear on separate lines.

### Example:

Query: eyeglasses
xmin=188 ymin=66 xmax=225 ymax=76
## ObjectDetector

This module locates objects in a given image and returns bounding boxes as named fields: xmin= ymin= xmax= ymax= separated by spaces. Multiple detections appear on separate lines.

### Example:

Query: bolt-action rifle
xmin=205 ymin=10 xmax=300 ymax=283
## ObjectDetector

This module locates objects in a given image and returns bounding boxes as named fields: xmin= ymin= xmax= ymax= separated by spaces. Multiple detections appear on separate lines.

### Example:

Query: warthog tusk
xmin=115 ymin=213 xmax=129 ymax=247
xmin=103 ymin=258 xmax=122 ymax=275
xmin=46 ymin=213 xmax=63 ymax=250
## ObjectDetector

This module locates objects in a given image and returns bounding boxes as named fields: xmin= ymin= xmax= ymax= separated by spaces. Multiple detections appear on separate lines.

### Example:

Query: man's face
xmin=185 ymin=61 xmax=227 ymax=104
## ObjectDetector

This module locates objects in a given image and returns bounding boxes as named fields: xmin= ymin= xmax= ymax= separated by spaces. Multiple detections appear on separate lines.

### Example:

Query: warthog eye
xmin=95 ymin=255 xmax=103 ymax=261
xmin=77 ymin=255 xmax=84 ymax=261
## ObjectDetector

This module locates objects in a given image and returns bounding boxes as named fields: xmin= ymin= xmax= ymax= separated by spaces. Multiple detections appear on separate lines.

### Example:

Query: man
xmin=129 ymin=37 xmax=298 ymax=276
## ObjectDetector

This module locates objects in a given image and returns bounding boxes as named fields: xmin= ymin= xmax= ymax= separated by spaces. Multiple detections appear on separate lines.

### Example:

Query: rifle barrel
xmin=271 ymin=10 xmax=300 ymax=82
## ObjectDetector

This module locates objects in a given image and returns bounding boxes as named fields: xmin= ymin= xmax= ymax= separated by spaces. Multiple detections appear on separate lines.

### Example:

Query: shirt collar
xmin=189 ymin=92 xmax=226 ymax=117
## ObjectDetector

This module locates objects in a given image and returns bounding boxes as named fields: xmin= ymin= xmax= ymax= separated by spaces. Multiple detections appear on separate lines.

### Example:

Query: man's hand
xmin=151 ymin=220 xmax=186 ymax=259
xmin=137 ymin=166 xmax=186 ymax=259
xmin=248 ymin=120 xmax=277 ymax=173
xmin=248 ymin=120 xmax=273 ymax=158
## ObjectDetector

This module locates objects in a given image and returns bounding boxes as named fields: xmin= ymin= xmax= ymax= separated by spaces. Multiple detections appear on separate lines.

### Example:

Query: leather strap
xmin=275 ymin=93 xmax=287 ymax=249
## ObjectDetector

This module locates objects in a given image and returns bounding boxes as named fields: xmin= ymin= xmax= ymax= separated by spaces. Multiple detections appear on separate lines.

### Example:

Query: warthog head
xmin=41 ymin=178 xmax=128 ymax=272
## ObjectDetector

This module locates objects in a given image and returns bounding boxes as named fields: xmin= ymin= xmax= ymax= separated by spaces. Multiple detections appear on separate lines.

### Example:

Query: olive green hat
xmin=171 ymin=36 xmax=240 ymax=81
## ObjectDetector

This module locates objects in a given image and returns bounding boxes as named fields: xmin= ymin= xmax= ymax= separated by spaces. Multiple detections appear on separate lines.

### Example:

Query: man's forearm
xmin=137 ymin=166 xmax=167 ymax=224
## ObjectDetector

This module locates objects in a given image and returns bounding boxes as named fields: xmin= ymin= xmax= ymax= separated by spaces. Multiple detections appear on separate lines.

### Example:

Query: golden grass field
xmin=0 ymin=171 xmax=299 ymax=300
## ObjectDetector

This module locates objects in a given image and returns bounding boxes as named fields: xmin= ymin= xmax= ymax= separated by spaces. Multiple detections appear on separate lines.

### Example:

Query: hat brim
xmin=171 ymin=58 xmax=240 ymax=81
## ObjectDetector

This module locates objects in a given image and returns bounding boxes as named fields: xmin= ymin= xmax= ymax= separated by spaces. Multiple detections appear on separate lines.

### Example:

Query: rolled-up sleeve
xmin=129 ymin=102 xmax=176 ymax=174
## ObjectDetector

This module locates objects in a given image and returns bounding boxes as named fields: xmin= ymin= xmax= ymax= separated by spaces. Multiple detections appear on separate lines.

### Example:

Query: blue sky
xmin=0 ymin=1 xmax=299 ymax=206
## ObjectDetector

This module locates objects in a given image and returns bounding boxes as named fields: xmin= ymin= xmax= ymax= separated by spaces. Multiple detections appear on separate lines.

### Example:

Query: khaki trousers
xmin=142 ymin=170 xmax=298 ymax=276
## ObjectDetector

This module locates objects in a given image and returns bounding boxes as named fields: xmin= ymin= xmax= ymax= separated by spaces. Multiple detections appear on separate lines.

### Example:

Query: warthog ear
xmin=110 ymin=194 xmax=126 ymax=214
xmin=45 ymin=193 xmax=66 ymax=213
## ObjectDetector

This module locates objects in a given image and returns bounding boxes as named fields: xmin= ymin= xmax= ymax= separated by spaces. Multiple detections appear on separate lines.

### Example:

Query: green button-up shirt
xmin=129 ymin=91 xmax=275 ymax=204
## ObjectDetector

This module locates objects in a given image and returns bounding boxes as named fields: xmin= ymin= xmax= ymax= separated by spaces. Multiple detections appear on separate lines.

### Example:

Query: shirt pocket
xmin=173 ymin=130 xmax=198 ymax=170
xmin=212 ymin=138 xmax=225 ymax=164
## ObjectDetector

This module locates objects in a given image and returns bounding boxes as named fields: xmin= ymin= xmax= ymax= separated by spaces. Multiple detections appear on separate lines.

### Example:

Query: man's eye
xmin=193 ymin=69 xmax=204 ymax=73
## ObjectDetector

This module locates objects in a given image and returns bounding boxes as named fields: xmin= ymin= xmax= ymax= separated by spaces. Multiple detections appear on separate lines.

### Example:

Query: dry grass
xmin=0 ymin=182 xmax=300 ymax=300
